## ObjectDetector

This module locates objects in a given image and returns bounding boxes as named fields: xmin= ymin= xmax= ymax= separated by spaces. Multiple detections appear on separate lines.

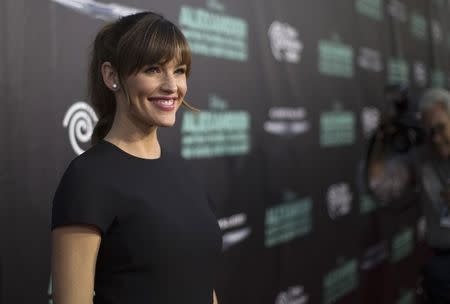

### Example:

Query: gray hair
xmin=419 ymin=88 xmax=450 ymax=114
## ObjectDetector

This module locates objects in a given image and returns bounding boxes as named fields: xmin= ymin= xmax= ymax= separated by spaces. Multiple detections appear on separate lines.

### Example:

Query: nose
xmin=433 ymin=133 xmax=441 ymax=144
xmin=160 ymin=73 xmax=177 ymax=93
xmin=432 ymin=133 xmax=446 ymax=149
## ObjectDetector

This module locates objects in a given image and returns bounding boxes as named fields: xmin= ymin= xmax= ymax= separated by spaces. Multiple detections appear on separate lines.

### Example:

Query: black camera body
xmin=364 ymin=85 xmax=424 ymax=208
xmin=378 ymin=85 xmax=425 ymax=153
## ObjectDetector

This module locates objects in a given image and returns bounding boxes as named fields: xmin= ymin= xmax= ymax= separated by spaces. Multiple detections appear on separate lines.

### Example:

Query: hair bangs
xmin=120 ymin=17 xmax=191 ymax=76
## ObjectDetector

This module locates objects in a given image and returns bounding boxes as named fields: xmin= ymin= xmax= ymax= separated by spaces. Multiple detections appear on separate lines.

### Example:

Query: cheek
xmin=178 ymin=79 xmax=187 ymax=95
xmin=443 ymin=123 xmax=450 ymax=133
xmin=136 ymin=80 xmax=157 ymax=95
xmin=442 ymin=131 xmax=450 ymax=145
xmin=128 ymin=77 xmax=157 ymax=95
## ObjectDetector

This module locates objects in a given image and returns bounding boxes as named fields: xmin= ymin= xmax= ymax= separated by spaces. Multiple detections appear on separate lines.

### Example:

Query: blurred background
xmin=2 ymin=0 xmax=450 ymax=303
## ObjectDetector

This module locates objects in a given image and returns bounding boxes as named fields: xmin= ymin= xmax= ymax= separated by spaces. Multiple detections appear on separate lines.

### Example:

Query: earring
xmin=112 ymin=83 xmax=119 ymax=91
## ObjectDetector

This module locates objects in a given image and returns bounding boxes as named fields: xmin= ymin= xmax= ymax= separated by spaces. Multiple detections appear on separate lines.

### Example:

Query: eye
xmin=437 ymin=123 xmax=446 ymax=132
xmin=175 ymin=66 xmax=187 ymax=74
xmin=144 ymin=66 xmax=160 ymax=74
xmin=429 ymin=123 xmax=446 ymax=136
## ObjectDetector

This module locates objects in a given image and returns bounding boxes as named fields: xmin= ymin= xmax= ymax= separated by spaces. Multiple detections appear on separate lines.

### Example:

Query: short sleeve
xmin=51 ymin=160 xmax=116 ymax=235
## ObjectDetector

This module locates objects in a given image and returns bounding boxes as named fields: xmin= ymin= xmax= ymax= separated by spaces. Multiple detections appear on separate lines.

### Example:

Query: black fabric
xmin=52 ymin=140 xmax=222 ymax=304
xmin=432 ymin=248 xmax=450 ymax=256
xmin=423 ymin=253 xmax=450 ymax=303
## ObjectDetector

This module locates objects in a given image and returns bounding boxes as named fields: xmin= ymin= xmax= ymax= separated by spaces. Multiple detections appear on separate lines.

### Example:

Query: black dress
xmin=52 ymin=140 xmax=222 ymax=303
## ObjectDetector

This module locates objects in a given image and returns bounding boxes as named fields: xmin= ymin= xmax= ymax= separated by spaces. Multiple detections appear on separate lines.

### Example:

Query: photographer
xmin=418 ymin=88 xmax=450 ymax=303
xmin=366 ymin=85 xmax=422 ymax=209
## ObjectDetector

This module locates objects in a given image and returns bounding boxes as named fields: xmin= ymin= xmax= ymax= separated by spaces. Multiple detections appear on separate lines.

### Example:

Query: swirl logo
xmin=414 ymin=61 xmax=427 ymax=87
xmin=387 ymin=0 xmax=406 ymax=22
xmin=431 ymin=20 xmax=443 ymax=43
xmin=327 ymin=183 xmax=353 ymax=219
xmin=417 ymin=216 xmax=426 ymax=241
xmin=51 ymin=0 xmax=143 ymax=21
xmin=268 ymin=21 xmax=303 ymax=63
xmin=63 ymin=101 xmax=98 ymax=155
xmin=358 ymin=47 xmax=383 ymax=73
xmin=361 ymin=106 xmax=380 ymax=138
xmin=275 ymin=286 xmax=309 ymax=304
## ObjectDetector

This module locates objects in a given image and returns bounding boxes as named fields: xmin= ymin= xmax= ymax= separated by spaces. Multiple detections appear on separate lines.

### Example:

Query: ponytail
xmin=89 ymin=23 xmax=117 ymax=144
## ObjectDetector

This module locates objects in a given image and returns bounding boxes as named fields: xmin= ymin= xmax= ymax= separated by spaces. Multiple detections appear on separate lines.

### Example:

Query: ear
xmin=101 ymin=62 xmax=120 ymax=91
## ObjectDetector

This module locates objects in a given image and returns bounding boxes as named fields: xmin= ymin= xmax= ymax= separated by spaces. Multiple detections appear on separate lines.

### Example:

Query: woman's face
xmin=423 ymin=103 xmax=450 ymax=158
xmin=123 ymin=57 xmax=187 ymax=129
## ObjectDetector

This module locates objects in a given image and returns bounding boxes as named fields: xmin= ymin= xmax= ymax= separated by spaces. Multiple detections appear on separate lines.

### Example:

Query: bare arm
xmin=51 ymin=225 xmax=101 ymax=304
xmin=213 ymin=289 xmax=219 ymax=304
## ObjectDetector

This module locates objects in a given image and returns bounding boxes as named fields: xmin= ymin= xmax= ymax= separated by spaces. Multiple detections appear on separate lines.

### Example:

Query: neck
xmin=104 ymin=110 xmax=161 ymax=159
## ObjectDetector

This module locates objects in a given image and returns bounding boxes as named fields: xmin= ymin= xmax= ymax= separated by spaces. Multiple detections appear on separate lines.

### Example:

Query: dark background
xmin=1 ymin=0 xmax=448 ymax=303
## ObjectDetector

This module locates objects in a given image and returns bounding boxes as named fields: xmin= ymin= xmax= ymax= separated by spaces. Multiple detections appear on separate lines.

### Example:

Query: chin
xmin=157 ymin=119 xmax=176 ymax=128
xmin=436 ymin=148 xmax=449 ymax=159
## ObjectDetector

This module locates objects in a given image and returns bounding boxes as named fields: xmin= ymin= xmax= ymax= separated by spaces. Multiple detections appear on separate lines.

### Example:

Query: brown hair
xmin=88 ymin=11 xmax=196 ymax=144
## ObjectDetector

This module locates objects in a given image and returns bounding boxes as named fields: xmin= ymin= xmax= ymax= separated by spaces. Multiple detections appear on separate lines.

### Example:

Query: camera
xmin=364 ymin=85 xmax=424 ymax=208
xmin=378 ymin=85 xmax=425 ymax=153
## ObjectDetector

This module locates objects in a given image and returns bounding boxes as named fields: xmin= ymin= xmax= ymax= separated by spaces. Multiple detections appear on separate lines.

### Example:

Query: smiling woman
xmin=51 ymin=11 xmax=222 ymax=304
xmin=88 ymin=11 xmax=197 ymax=145
xmin=101 ymin=58 xmax=188 ymax=131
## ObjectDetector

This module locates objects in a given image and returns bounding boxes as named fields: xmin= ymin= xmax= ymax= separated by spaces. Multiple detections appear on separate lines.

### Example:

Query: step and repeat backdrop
xmin=2 ymin=0 xmax=450 ymax=303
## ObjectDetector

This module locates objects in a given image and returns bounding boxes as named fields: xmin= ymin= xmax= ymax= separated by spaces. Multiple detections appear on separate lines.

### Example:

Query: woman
xmin=51 ymin=11 xmax=221 ymax=304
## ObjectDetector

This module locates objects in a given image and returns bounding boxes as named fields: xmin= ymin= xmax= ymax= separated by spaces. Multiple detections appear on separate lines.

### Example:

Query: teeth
xmin=154 ymin=99 xmax=174 ymax=105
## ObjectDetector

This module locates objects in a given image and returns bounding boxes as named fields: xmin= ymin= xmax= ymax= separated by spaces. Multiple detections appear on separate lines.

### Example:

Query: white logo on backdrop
xmin=361 ymin=106 xmax=381 ymax=138
xmin=63 ymin=101 xmax=98 ymax=155
xmin=358 ymin=47 xmax=383 ymax=72
xmin=431 ymin=20 xmax=443 ymax=43
xmin=275 ymin=285 xmax=309 ymax=304
xmin=218 ymin=213 xmax=251 ymax=250
xmin=206 ymin=0 xmax=225 ymax=11
xmin=417 ymin=216 xmax=426 ymax=241
xmin=51 ymin=0 xmax=143 ymax=20
xmin=264 ymin=107 xmax=310 ymax=136
xmin=327 ymin=183 xmax=353 ymax=219
xmin=268 ymin=21 xmax=304 ymax=63
xmin=414 ymin=62 xmax=427 ymax=87
xmin=360 ymin=241 xmax=388 ymax=270
xmin=387 ymin=0 xmax=407 ymax=22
